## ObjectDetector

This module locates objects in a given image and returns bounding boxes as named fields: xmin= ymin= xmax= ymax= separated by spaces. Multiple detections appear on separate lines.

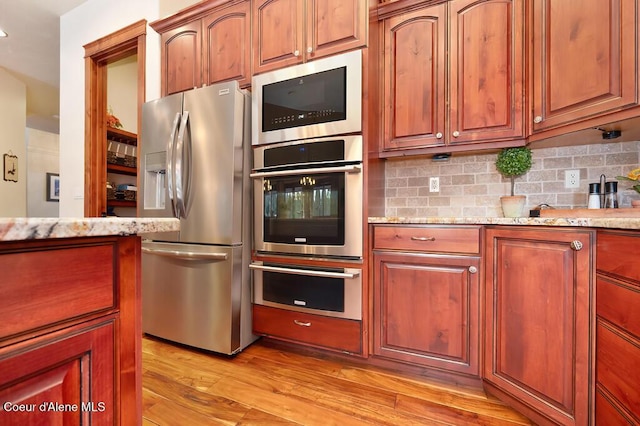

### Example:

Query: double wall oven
xmin=250 ymin=49 xmax=363 ymax=321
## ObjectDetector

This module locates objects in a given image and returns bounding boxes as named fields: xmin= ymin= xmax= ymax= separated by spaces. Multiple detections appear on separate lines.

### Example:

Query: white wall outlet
xmin=429 ymin=177 xmax=440 ymax=193
xmin=564 ymin=169 xmax=580 ymax=189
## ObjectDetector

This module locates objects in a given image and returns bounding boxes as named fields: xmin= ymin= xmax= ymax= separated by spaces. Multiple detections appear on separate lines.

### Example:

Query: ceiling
xmin=0 ymin=0 xmax=87 ymax=87
xmin=0 ymin=0 xmax=87 ymax=131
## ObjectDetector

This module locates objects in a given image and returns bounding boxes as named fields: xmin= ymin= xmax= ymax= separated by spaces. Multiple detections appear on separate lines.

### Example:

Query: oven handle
xmin=249 ymin=263 xmax=360 ymax=279
xmin=249 ymin=164 xmax=361 ymax=179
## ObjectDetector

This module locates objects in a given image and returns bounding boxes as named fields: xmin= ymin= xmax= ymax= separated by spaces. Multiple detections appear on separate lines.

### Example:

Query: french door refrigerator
xmin=139 ymin=81 xmax=256 ymax=355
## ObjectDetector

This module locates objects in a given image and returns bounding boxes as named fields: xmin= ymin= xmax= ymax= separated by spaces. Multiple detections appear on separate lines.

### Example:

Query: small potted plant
xmin=616 ymin=167 xmax=640 ymax=208
xmin=495 ymin=146 xmax=533 ymax=217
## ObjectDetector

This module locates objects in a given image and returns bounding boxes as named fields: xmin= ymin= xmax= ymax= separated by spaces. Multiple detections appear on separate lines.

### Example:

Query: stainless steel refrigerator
xmin=139 ymin=81 xmax=257 ymax=355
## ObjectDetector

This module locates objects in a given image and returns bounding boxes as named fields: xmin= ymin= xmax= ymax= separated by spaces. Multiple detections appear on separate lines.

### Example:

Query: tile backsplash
xmin=384 ymin=141 xmax=640 ymax=217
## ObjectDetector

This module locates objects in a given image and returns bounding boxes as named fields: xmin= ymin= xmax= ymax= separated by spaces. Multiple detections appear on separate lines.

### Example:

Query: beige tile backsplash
xmin=384 ymin=141 xmax=640 ymax=217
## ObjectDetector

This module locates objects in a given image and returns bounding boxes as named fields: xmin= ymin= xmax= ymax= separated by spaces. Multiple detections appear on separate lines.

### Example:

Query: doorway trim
xmin=84 ymin=20 xmax=146 ymax=217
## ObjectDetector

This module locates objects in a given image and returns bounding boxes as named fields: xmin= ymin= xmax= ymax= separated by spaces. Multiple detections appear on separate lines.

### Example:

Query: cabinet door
xmin=484 ymin=227 xmax=592 ymax=426
xmin=531 ymin=0 xmax=639 ymax=132
xmin=202 ymin=1 xmax=252 ymax=88
xmin=161 ymin=20 xmax=202 ymax=95
xmin=382 ymin=4 xmax=446 ymax=151
xmin=449 ymin=0 xmax=524 ymax=145
xmin=306 ymin=0 xmax=368 ymax=61
xmin=373 ymin=252 xmax=480 ymax=376
xmin=0 ymin=321 xmax=115 ymax=425
xmin=253 ymin=0 xmax=305 ymax=74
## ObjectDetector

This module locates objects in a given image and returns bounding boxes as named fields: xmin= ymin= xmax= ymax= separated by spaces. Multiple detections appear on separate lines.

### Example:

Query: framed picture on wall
xmin=46 ymin=173 xmax=60 ymax=202
xmin=3 ymin=153 xmax=18 ymax=182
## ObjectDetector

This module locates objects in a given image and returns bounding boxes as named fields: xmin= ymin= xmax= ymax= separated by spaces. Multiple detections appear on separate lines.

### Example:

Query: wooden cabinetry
xmin=484 ymin=226 xmax=593 ymax=426
xmin=595 ymin=230 xmax=640 ymax=424
xmin=253 ymin=305 xmax=362 ymax=354
xmin=152 ymin=0 xmax=252 ymax=96
xmin=372 ymin=225 xmax=482 ymax=378
xmin=0 ymin=235 xmax=142 ymax=425
xmin=529 ymin=0 xmax=640 ymax=136
xmin=252 ymin=0 xmax=367 ymax=75
xmin=106 ymin=127 xmax=138 ymax=211
xmin=377 ymin=0 xmax=524 ymax=156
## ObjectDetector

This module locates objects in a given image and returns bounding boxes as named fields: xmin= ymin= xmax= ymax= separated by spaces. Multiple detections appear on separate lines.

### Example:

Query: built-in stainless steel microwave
xmin=252 ymin=49 xmax=362 ymax=145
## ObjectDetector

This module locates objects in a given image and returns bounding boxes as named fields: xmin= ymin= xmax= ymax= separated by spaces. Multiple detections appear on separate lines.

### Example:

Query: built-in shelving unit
xmin=106 ymin=127 xmax=138 ymax=212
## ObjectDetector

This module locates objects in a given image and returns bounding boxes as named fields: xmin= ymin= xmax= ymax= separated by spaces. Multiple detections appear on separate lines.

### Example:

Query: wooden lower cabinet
xmin=595 ymin=230 xmax=640 ymax=424
xmin=371 ymin=225 xmax=482 ymax=378
xmin=483 ymin=226 xmax=593 ymax=426
xmin=373 ymin=252 xmax=480 ymax=376
xmin=0 ymin=235 xmax=142 ymax=425
xmin=253 ymin=305 xmax=362 ymax=354
xmin=0 ymin=320 xmax=115 ymax=425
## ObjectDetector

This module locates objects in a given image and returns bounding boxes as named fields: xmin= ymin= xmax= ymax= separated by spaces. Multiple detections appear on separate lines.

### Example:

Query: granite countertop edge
xmin=0 ymin=217 xmax=180 ymax=242
xmin=368 ymin=216 xmax=640 ymax=230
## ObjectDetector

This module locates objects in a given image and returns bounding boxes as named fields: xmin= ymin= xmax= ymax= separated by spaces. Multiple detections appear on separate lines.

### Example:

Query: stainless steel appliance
xmin=250 ymin=136 xmax=363 ymax=259
xmin=252 ymin=49 xmax=362 ymax=146
xmin=139 ymin=81 xmax=257 ymax=355
xmin=250 ymin=261 xmax=362 ymax=320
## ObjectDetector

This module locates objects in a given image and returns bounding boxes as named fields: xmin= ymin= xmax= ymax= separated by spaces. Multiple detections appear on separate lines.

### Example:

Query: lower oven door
xmin=250 ymin=261 xmax=362 ymax=320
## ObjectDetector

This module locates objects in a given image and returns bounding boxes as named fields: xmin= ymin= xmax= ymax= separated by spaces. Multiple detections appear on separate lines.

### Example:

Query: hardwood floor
xmin=142 ymin=336 xmax=532 ymax=425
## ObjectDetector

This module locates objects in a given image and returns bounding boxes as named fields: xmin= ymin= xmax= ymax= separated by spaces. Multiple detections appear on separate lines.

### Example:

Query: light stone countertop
xmin=0 ymin=217 xmax=180 ymax=242
xmin=368 ymin=216 xmax=640 ymax=230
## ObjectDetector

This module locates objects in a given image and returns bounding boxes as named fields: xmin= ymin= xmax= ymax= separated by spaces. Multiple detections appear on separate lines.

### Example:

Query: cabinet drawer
xmin=0 ymin=244 xmax=116 ymax=340
xmin=597 ymin=232 xmax=640 ymax=282
xmin=252 ymin=305 xmax=361 ymax=354
xmin=596 ymin=320 xmax=640 ymax=421
xmin=597 ymin=277 xmax=640 ymax=338
xmin=373 ymin=225 xmax=480 ymax=254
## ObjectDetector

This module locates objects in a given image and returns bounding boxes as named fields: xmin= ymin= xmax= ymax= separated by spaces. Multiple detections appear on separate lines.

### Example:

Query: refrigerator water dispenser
xmin=144 ymin=151 xmax=167 ymax=209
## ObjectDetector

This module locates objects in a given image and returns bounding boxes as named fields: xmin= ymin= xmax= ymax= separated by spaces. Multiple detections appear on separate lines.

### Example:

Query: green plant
xmin=495 ymin=147 xmax=533 ymax=196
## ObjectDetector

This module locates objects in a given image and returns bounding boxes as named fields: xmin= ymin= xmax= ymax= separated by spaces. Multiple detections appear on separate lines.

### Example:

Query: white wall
xmin=0 ymin=68 xmax=27 ymax=217
xmin=26 ymin=128 xmax=60 ymax=217
xmin=107 ymin=55 xmax=139 ymax=133
xmin=59 ymin=0 xmax=162 ymax=217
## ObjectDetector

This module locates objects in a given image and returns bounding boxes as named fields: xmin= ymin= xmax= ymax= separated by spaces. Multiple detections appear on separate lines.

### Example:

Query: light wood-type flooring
xmin=142 ymin=336 xmax=533 ymax=425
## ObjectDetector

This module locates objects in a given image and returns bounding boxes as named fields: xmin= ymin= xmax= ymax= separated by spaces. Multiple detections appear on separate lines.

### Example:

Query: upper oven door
xmin=252 ymin=49 xmax=362 ymax=145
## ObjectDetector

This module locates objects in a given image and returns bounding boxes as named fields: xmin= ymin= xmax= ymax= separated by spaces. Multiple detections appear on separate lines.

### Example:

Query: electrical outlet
xmin=564 ymin=169 xmax=580 ymax=188
xmin=429 ymin=177 xmax=440 ymax=193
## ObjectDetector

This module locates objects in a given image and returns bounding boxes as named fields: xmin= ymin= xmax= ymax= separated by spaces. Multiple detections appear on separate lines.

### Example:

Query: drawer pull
xmin=294 ymin=320 xmax=311 ymax=327
xmin=410 ymin=236 xmax=436 ymax=242
xmin=468 ymin=266 xmax=478 ymax=274
xmin=570 ymin=240 xmax=583 ymax=251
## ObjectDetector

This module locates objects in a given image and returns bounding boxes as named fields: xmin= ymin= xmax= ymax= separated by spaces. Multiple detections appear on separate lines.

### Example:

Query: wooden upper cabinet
xmin=448 ymin=0 xmax=524 ymax=145
xmin=382 ymin=3 xmax=447 ymax=151
xmin=530 ymin=0 xmax=640 ymax=133
xmin=253 ymin=0 xmax=367 ymax=75
xmin=153 ymin=0 xmax=252 ymax=96
xmin=381 ymin=0 xmax=524 ymax=155
xmin=161 ymin=21 xmax=202 ymax=95
xmin=202 ymin=1 xmax=252 ymax=88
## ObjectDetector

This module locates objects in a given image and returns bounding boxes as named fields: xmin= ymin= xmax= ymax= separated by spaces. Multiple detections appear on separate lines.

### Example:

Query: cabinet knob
xmin=570 ymin=240 xmax=583 ymax=251
xmin=293 ymin=319 xmax=311 ymax=327
xmin=452 ymin=131 xmax=460 ymax=137
xmin=307 ymin=46 xmax=313 ymax=54
xmin=294 ymin=50 xmax=300 ymax=57
xmin=468 ymin=266 xmax=478 ymax=274
xmin=435 ymin=132 xmax=443 ymax=139
xmin=410 ymin=236 xmax=436 ymax=242
xmin=534 ymin=115 xmax=543 ymax=124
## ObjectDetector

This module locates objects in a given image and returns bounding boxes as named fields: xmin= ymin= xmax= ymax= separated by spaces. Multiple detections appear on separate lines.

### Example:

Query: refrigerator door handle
xmin=142 ymin=247 xmax=228 ymax=261
xmin=249 ymin=262 xmax=360 ymax=279
xmin=175 ymin=110 xmax=190 ymax=218
xmin=167 ymin=112 xmax=181 ymax=217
